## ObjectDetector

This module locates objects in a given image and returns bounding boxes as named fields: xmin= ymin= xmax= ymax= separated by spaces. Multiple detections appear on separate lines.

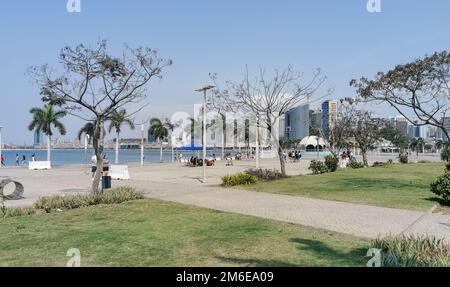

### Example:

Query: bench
xmin=29 ymin=161 xmax=52 ymax=170
xmin=109 ymin=165 xmax=130 ymax=180
xmin=0 ymin=178 xmax=24 ymax=200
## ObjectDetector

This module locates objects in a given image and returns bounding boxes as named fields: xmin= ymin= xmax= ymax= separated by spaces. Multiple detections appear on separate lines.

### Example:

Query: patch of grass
xmin=0 ymin=199 xmax=369 ymax=267
xmin=244 ymin=163 xmax=444 ymax=211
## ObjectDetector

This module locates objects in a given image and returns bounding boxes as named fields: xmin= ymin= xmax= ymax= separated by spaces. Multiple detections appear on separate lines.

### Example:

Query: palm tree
xmin=410 ymin=138 xmax=425 ymax=161
xmin=163 ymin=119 xmax=177 ymax=163
xmin=28 ymin=105 xmax=67 ymax=162
xmin=149 ymin=118 xmax=169 ymax=163
xmin=78 ymin=122 xmax=95 ymax=144
xmin=108 ymin=109 xmax=135 ymax=164
xmin=435 ymin=139 xmax=444 ymax=154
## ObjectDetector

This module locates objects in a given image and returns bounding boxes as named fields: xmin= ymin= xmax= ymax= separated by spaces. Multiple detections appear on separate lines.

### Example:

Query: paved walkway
xmin=129 ymin=180 xmax=450 ymax=240
xmin=2 ymin=155 xmax=450 ymax=241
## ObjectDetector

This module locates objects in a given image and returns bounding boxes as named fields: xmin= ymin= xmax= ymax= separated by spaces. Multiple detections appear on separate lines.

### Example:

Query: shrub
xmin=1 ymin=207 xmax=36 ymax=219
xmin=324 ymin=155 xmax=339 ymax=172
xmin=221 ymin=173 xmax=259 ymax=187
xmin=246 ymin=169 xmax=286 ymax=181
xmin=441 ymin=148 xmax=450 ymax=162
xmin=372 ymin=161 xmax=387 ymax=167
xmin=387 ymin=159 xmax=394 ymax=165
xmin=430 ymin=172 xmax=450 ymax=204
xmin=349 ymin=159 xmax=365 ymax=169
xmin=34 ymin=187 xmax=144 ymax=213
xmin=371 ymin=235 xmax=450 ymax=267
xmin=398 ymin=154 xmax=409 ymax=164
xmin=308 ymin=160 xmax=328 ymax=175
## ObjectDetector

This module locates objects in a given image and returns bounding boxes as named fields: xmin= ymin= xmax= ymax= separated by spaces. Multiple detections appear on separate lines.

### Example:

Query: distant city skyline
xmin=1 ymin=1 xmax=450 ymax=144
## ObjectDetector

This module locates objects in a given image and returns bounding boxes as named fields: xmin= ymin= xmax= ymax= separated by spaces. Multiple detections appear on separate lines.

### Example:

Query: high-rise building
xmin=309 ymin=109 xmax=322 ymax=130
xmin=321 ymin=100 xmax=338 ymax=142
xmin=284 ymin=104 xmax=310 ymax=140
xmin=389 ymin=116 xmax=408 ymax=136
xmin=33 ymin=130 xmax=44 ymax=148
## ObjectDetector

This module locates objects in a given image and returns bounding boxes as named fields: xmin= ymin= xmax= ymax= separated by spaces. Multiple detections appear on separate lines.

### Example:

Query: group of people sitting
xmin=186 ymin=156 xmax=205 ymax=167
xmin=339 ymin=151 xmax=353 ymax=168
xmin=286 ymin=150 xmax=302 ymax=162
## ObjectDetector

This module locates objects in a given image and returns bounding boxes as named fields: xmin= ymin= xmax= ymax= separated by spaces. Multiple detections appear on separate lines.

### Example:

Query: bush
xmin=308 ymin=160 xmax=328 ymax=175
xmin=441 ymin=148 xmax=450 ymax=162
xmin=1 ymin=207 xmax=36 ymax=219
xmin=371 ymin=235 xmax=450 ymax=267
xmin=324 ymin=155 xmax=339 ymax=172
xmin=246 ymin=169 xmax=286 ymax=181
xmin=221 ymin=173 xmax=259 ymax=187
xmin=430 ymin=172 xmax=450 ymax=204
xmin=372 ymin=160 xmax=394 ymax=168
xmin=349 ymin=159 xmax=365 ymax=169
xmin=372 ymin=162 xmax=387 ymax=167
xmin=399 ymin=154 xmax=409 ymax=164
xmin=34 ymin=187 xmax=144 ymax=213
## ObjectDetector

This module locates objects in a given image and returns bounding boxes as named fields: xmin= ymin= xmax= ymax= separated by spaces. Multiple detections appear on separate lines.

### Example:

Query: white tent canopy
xmin=299 ymin=136 xmax=327 ymax=151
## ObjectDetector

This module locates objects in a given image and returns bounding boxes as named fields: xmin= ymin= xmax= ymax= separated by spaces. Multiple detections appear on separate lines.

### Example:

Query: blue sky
xmin=1 ymin=0 xmax=450 ymax=144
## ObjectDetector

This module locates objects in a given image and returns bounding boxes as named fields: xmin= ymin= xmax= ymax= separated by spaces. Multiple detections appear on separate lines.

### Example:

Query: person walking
xmin=31 ymin=154 xmax=36 ymax=162
xmin=1 ymin=154 xmax=5 ymax=167
xmin=102 ymin=154 xmax=110 ymax=176
xmin=21 ymin=155 xmax=26 ymax=166
xmin=15 ymin=154 xmax=20 ymax=166
xmin=90 ymin=154 xmax=97 ymax=179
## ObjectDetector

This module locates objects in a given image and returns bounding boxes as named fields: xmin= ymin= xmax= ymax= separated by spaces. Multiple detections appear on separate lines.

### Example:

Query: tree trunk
xmin=362 ymin=149 xmax=368 ymax=167
xmin=160 ymin=142 xmax=163 ymax=163
xmin=47 ymin=134 xmax=51 ymax=162
xmin=221 ymin=113 xmax=226 ymax=160
xmin=92 ymin=118 xmax=104 ymax=194
xmin=115 ymin=132 xmax=120 ymax=164
xmin=277 ymin=140 xmax=287 ymax=176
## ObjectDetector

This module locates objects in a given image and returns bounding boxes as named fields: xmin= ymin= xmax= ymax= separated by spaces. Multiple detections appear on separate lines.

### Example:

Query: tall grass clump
xmin=371 ymin=235 xmax=450 ymax=267
xmin=34 ymin=187 xmax=144 ymax=213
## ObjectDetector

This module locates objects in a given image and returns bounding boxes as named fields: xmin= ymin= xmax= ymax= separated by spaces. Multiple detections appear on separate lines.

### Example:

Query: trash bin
xmin=102 ymin=175 xmax=112 ymax=190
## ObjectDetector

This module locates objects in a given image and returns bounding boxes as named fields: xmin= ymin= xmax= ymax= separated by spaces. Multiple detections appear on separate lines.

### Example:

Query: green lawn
xmin=245 ymin=163 xmax=445 ymax=211
xmin=0 ymin=199 xmax=368 ymax=267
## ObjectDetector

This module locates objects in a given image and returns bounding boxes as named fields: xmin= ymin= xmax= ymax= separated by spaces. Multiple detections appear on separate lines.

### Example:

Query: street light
xmin=85 ymin=134 xmax=90 ymax=174
xmin=141 ymin=123 xmax=145 ymax=166
xmin=195 ymin=85 xmax=215 ymax=183
xmin=0 ymin=126 xmax=3 ymax=169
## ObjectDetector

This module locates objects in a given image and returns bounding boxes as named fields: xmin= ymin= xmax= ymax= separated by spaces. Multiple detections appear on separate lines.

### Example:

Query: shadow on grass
xmin=215 ymin=256 xmax=299 ymax=267
xmin=290 ymin=238 xmax=367 ymax=266
xmin=425 ymin=197 xmax=449 ymax=206
xmin=216 ymin=238 xmax=367 ymax=267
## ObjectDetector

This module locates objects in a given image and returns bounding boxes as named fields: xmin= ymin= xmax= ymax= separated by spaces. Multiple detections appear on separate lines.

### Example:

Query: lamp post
xmin=141 ymin=123 xmax=145 ymax=166
xmin=256 ymin=113 xmax=260 ymax=169
xmin=0 ymin=126 xmax=3 ymax=169
xmin=85 ymin=134 xmax=90 ymax=174
xmin=195 ymin=85 xmax=215 ymax=184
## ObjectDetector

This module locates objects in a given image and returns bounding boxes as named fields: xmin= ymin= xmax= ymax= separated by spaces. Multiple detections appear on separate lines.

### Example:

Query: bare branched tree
xmin=350 ymin=51 xmax=450 ymax=141
xmin=336 ymin=99 xmax=385 ymax=167
xmin=211 ymin=65 xmax=330 ymax=176
xmin=29 ymin=40 xmax=172 ymax=193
